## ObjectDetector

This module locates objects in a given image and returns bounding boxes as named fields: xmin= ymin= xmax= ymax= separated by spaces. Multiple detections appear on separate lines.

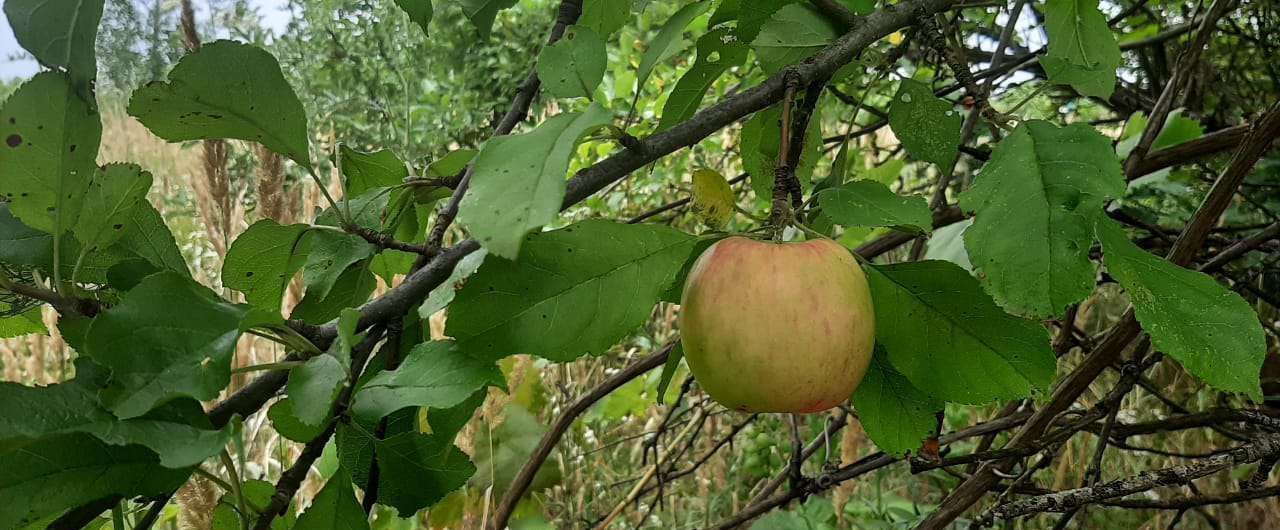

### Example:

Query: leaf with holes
xmin=73 ymin=164 xmax=152 ymax=259
xmin=866 ymin=261 xmax=1055 ymax=404
xmin=1096 ymin=217 xmax=1267 ymax=400
xmin=658 ymin=28 xmax=748 ymax=132
xmin=959 ymin=120 xmax=1123 ymax=319
xmin=817 ymin=180 xmax=932 ymax=234
xmin=447 ymin=220 xmax=697 ymax=362
xmin=0 ymin=72 xmax=100 ymax=235
xmin=224 ymin=219 xmax=310 ymax=314
xmin=128 ymin=40 xmax=312 ymax=168
xmin=458 ymin=103 xmax=611 ymax=259
xmin=88 ymin=272 xmax=248 ymax=418
xmin=537 ymin=25 xmax=607 ymax=100
xmin=852 ymin=349 xmax=945 ymax=456
xmin=888 ymin=79 xmax=962 ymax=169
xmin=1041 ymin=0 xmax=1121 ymax=98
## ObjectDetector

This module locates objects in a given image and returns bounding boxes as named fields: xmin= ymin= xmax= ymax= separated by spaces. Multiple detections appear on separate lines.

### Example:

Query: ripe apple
xmin=678 ymin=236 xmax=875 ymax=413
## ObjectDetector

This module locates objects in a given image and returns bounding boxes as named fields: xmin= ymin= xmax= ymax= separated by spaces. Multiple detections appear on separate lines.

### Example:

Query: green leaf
xmin=425 ymin=148 xmax=477 ymax=177
xmin=636 ymin=0 xmax=711 ymax=88
xmin=0 ymin=308 xmax=44 ymax=339
xmin=0 ymin=72 xmax=101 ymax=235
xmin=223 ymin=219 xmax=310 ymax=314
xmin=461 ymin=0 xmax=518 ymax=39
xmin=288 ymin=355 xmax=348 ymax=429
xmin=742 ymin=103 xmax=823 ymax=200
xmin=457 ymin=103 xmax=611 ymax=259
xmin=128 ymin=40 xmax=312 ymax=168
xmin=1041 ymin=0 xmax=1121 ymax=98
xmin=1095 ymin=218 xmax=1266 ymax=400
xmin=851 ymin=349 xmax=944 ymax=456
xmin=88 ymin=272 xmax=248 ymax=418
xmin=294 ymin=467 xmax=370 ymax=530
xmin=418 ymin=248 xmax=487 ymax=318
xmin=578 ymin=0 xmax=631 ymax=38
xmin=114 ymin=199 xmax=191 ymax=276
xmin=340 ymin=145 xmax=408 ymax=197
xmin=423 ymin=390 xmax=485 ymax=438
xmin=657 ymin=28 xmax=749 ymax=132
xmin=656 ymin=343 xmax=684 ymax=404
xmin=751 ymin=4 xmax=837 ymax=74
xmin=447 ymin=220 xmax=696 ymax=362
xmin=959 ymin=120 xmax=1123 ymax=318
xmin=3 ymin=0 xmax=103 ymax=90
xmin=292 ymin=263 xmax=378 ymax=324
xmin=303 ymin=230 xmax=376 ymax=302
xmin=734 ymin=0 xmax=795 ymax=42
xmin=469 ymin=404 xmax=558 ymax=496
xmin=817 ymin=180 xmax=933 ymax=234
xmin=0 ymin=203 xmax=124 ymax=284
xmin=0 ymin=360 xmax=229 ymax=468
xmin=866 ymin=261 xmax=1056 ymax=404
xmin=537 ymin=25 xmax=607 ymax=100
xmin=0 ymin=433 xmax=190 ymax=529
xmin=352 ymin=341 xmax=503 ymax=422
xmin=73 ymin=163 xmax=152 ymax=256
xmin=861 ymin=158 xmax=905 ymax=186
xmin=374 ymin=431 xmax=475 ymax=514
xmin=888 ymin=79 xmax=962 ymax=169
xmin=393 ymin=0 xmax=432 ymax=36
xmin=336 ymin=408 xmax=417 ymax=490
xmin=268 ymin=398 xmax=326 ymax=443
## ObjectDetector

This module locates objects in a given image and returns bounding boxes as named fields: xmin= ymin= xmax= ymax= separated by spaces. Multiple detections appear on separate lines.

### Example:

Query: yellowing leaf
xmin=691 ymin=168 xmax=735 ymax=228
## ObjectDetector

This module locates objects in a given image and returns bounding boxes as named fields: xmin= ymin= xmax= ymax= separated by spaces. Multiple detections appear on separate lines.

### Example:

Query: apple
xmin=678 ymin=236 xmax=875 ymax=413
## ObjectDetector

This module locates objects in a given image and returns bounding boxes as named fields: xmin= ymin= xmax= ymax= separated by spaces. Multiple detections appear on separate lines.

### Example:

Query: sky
xmin=0 ymin=0 xmax=292 ymax=80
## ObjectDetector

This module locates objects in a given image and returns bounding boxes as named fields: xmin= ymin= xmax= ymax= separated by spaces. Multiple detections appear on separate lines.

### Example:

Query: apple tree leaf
xmin=537 ymin=25 xmax=607 ymax=100
xmin=817 ymin=180 xmax=933 ymax=234
xmin=461 ymin=0 xmax=517 ymax=39
xmin=3 ymin=0 xmax=103 ymax=90
xmin=657 ymin=28 xmax=749 ymax=132
xmin=340 ymin=145 xmax=408 ymax=197
xmin=374 ymin=431 xmax=475 ymax=515
xmin=866 ymin=260 xmax=1056 ymax=404
xmin=0 ymin=72 xmax=100 ymax=235
xmin=351 ymin=340 xmax=504 ymax=422
xmin=447 ymin=220 xmax=697 ymax=362
xmin=851 ymin=349 xmax=944 ymax=457
xmin=1095 ymin=217 xmax=1267 ymax=400
xmin=578 ymin=0 xmax=632 ymax=38
xmin=294 ymin=467 xmax=370 ymax=530
xmin=128 ymin=40 xmax=312 ymax=168
xmin=636 ymin=0 xmax=711 ymax=88
xmin=73 ymin=163 xmax=153 ymax=257
xmin=88 ymin=272 xmax=248 ymax=418
xmin=959 ymin=120 xmax=1124 ymax=319
xmin=888 ymin=79 xmax=962 ymax=169
xmin=751 ymin=4 xmax=837 ymax=74
xmin=223 ymin=219 xmax=310 ymax=314
xmin=1041 ymin=0 xmax=1121 ymax=98
xmin=393 ymin=0 xmax=432 ymax=36
xmin=0 ymin=433 xmax=190 ymax=529
xmin=458 ymin=103 xmax=611 ymax=259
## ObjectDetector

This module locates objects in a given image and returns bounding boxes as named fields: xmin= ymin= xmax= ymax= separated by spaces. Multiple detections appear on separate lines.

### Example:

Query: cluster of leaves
xmin=0 ymin=0 xmax=1272 ymax=527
